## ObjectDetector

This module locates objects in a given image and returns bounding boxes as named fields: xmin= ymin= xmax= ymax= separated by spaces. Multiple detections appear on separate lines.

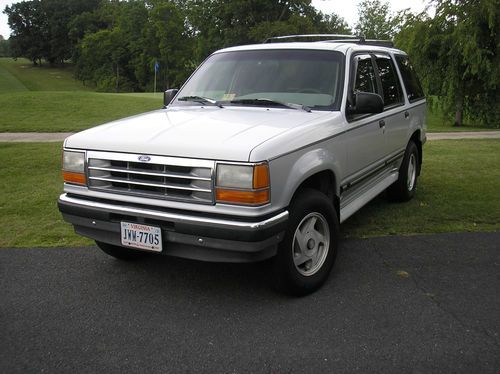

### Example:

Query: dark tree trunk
xmin=453 ymin=84 xmax=464 ymax=127
xmin=116 ymin=64 xmax=119 ymax=93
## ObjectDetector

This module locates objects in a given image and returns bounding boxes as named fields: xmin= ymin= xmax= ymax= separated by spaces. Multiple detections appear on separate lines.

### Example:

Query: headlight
xmin=216 ymin=164 xmax=253 ymax=188
xmin=62 ymin=150 xmax=86 ymax=185
xmin=216 ymin=163 xmax=270 ymax=205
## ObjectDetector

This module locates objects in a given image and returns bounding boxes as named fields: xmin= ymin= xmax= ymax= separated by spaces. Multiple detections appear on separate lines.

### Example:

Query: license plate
xmin=120 ymin=222 xmax=162 ymax=252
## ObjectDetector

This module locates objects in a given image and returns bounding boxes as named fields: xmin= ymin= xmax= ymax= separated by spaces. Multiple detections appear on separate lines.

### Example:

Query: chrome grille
xmin=86 ymin=151 xmax=214 ymax=204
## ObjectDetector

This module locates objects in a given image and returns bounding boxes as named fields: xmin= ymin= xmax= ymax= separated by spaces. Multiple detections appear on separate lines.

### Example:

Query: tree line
xmin=3 ymin=0 xmax=498 ymax=127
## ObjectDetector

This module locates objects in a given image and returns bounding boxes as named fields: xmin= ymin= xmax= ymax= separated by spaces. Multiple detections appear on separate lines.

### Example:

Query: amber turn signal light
xmin=63 ymin=171 xmax=86 ymax=185
xmin=216 ymin=188 xmax=269 ymax=205
xmin=253 ymin=163 xmax=270 ymax=189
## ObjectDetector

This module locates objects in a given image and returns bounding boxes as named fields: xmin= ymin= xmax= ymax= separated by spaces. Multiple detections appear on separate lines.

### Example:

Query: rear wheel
xmin=388 ymin=140 xmax=419 ymax=202
xmin=272 ymin=188 xmax=339 ymax=296
xmin=96 ymin=241 xmax=149 ymax=261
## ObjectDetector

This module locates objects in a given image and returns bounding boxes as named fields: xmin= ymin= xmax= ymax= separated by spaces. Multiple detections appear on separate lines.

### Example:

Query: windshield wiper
xmin=177 ymin=96 xmax=223 ymax=108
xmin=229 ymin=98 xmax=311 ymax=112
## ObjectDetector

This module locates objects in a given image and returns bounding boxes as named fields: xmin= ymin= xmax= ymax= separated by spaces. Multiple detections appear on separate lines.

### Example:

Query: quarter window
xmin=395 ymin=55 xmax=425 ymax=102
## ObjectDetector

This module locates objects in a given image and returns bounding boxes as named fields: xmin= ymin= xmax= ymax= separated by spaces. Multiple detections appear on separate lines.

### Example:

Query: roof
xmin=215 ymin=41 xmax=404 ymax=55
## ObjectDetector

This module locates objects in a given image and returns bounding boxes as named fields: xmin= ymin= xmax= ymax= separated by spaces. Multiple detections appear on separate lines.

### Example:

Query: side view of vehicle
xmin=58 ymin=34 xmax=426 ymax=295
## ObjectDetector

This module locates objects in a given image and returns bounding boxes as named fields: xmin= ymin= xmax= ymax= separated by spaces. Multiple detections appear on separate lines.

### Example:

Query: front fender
xmin=269 ymin=147 xmax=342 ymax=209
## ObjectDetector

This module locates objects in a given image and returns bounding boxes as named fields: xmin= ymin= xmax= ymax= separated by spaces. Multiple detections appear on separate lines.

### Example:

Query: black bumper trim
xmin=58 ymin=195 xmax=288 ymax=263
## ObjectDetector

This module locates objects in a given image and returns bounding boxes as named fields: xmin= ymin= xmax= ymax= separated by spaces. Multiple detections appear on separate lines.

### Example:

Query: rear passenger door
xmin=344 ymin=54 xmax=387 ymax=179
xmin=372 ymin=53 xmax=407 ymax=157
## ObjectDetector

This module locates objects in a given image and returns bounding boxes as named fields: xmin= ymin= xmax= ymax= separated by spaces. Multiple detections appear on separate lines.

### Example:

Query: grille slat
xmin=87 ymin=152 xmax=214 ymax=204
xmin=88 ymin=166 xmax=212 ymax=181
xmin=89 ymin=176 xmax=212 ymax=193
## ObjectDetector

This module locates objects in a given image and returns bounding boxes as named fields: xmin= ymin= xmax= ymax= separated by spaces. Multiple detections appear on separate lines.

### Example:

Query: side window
xmin=375 ymin=56 xmax=404 ymax=107
xmin=353 ymin=56 xmax=377 ymax=94
xmin=395 ymin=55 xmax=425 ymax=102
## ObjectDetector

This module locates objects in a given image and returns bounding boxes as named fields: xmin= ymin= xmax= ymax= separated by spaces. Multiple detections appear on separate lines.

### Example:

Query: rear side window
xmin=354 ymin=56 xmax=377 ymax=94
xmin=375 ymin=56 xmax=404 ymax=107
xmin=395 ymin=55 xmax=425 ymax=102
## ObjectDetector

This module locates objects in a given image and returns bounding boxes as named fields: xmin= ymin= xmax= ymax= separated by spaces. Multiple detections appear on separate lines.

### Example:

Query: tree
xmin=4 ymin=1 xmax=47 ymax=65
xmin=0 ymin=38 xmax=10 ymax=57
xmin=319 ymin=13 xmax=352 ymax=35
xmin=74 ymin=1 xmax=148 ymax=91
xmin=143 ymin=0 xmax=194 ymax=89
xmin=4 ymin=0 xmax=100 ymax=65
xmin=395 ymin=0 xmax=499 ymax=127
xmin=354 ymin=0 xmax=397 ymax=39
xmin=184 ymin=0 xmax=324 ymax=62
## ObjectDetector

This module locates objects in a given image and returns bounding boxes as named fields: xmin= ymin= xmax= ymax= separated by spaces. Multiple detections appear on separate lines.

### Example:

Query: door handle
xmin=404 ymin=111 xmax=410 ymax=119
xmin=379 ymin=120 xmax=386 ymax=128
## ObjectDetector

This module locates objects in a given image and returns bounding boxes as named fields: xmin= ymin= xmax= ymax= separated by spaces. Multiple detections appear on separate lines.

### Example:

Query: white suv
xmin=58 ymin=35 xmax=426 ymax=295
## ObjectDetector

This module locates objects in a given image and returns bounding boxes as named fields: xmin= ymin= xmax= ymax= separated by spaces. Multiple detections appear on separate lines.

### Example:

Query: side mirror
xmin=348 ymin=92 xmax=384 ymax=115
xmin=164 ymin=89 xmax=178 ymax=107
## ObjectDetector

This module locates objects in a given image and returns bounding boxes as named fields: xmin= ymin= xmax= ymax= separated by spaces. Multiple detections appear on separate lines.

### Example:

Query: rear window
xmin=395 ymin=55 xmax=425 ymax=102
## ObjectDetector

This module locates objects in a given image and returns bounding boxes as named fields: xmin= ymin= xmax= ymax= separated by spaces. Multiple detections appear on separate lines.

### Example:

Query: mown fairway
xmin=0 ymin=58 xmax=162 ymax=132
xmin=0 ymin=139 xmax=499 ymax=248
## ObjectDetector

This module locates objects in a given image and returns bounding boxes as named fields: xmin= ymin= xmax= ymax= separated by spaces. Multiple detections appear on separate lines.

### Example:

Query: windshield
xmin=174 ymin=49 xmax=344 ymax=111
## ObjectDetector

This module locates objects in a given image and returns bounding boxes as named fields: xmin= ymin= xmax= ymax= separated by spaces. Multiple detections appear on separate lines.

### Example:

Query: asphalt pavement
xmin=1 ymin=232 xmax=499 ymax=373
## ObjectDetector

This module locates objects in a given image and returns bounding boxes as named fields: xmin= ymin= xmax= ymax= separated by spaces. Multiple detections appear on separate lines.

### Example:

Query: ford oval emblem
xmin=138 ymin=155 xmax=151 ymax=162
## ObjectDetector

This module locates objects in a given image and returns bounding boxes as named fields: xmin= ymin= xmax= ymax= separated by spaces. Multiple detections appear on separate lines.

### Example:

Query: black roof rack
xmin=263 ymin=34 xmax=394 ymax=48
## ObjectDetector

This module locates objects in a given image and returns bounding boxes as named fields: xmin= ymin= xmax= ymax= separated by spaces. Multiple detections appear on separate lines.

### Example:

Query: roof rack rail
xmin=262 ymin=34 xmax=394 ymax=48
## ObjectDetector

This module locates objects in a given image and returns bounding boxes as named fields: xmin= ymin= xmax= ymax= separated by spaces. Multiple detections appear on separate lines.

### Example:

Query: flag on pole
xmin=153 ymin=61 xmax=159 ymax=94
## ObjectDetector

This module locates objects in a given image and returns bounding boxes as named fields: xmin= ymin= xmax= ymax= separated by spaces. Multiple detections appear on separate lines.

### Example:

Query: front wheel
xmin=272 ymin=188 xmax=339 ymax=296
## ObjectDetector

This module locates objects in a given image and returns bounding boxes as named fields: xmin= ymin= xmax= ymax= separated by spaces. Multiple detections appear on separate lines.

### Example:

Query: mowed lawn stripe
xmin=0 ymin=57 xmax=91 ymax=92
xmin=0 ymin=63 xmax=28 ymax=93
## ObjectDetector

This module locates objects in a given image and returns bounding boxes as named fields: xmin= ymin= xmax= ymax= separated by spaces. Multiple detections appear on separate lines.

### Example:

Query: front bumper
xmin=58 ymin=193 xmax=288 ymax=263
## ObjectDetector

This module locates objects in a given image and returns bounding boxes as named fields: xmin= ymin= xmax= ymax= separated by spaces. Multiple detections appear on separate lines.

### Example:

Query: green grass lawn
xmin=0 ymin=58 xmax=162 ymax=132
xmin=342 ymin=139 xmax=500 ymax=237
xmin=0 ymin=57 xmax=91 ymax=91
xmin=0 ymin=91 xmax=163 ymax=132
xmin=0 ymin=142 xmax=92 ymax=248
xmin=1 ymin=139 xmax=498 ymax=248
xmin=0 ymin=60 xmax=28 ymax=93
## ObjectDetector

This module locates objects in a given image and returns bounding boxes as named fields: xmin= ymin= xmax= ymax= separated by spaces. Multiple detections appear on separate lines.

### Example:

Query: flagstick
xmin=154 ymin=67 xmax=157 ymax=95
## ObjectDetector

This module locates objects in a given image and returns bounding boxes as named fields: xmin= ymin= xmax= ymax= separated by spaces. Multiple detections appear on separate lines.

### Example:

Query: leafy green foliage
xmin=395 ymin=0 xmax=499 ymax=127
xmin=354 ymin=0 xmax=397 ymax=39
xmin=4 ymin=0 xmax=101 ymax=65
xmin=0 ymin=38 xmax=10 ymax=57
xmin=4 ymin=0 xmax=351 ymax=92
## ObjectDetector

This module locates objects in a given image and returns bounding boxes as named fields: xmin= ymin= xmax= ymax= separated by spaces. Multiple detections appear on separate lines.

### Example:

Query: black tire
xmin=95 ymin=241 xmax=149 ymax=261
xmin=388 ymin=140 xmax=419 ymax=202
xmin=272 ymin=188 xmax=339 ymax=296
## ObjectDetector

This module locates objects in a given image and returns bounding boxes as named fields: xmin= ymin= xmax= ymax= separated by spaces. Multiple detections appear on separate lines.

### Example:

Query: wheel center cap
xmin=307 ymin=238 xmax=315 ymax=250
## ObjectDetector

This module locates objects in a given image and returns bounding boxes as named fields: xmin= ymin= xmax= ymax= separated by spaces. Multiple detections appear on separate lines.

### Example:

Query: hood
xmin=65 ymin=106 xmax=330 ymax=161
